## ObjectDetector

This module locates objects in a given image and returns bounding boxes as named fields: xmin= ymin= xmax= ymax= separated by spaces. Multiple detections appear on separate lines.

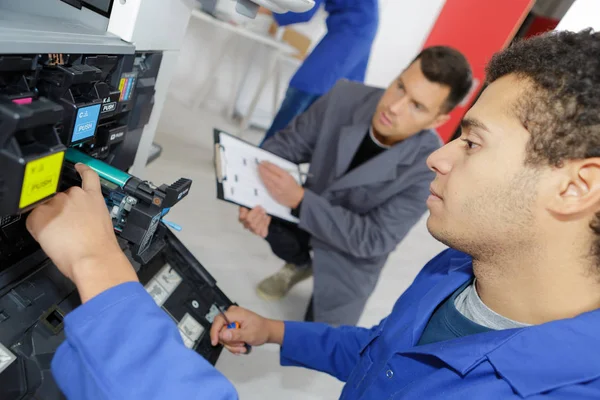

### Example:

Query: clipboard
xmin=213 ymin=129 xmax=301 ymax=223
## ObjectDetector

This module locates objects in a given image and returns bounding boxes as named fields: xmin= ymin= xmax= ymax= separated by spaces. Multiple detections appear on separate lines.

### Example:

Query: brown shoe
xmin=257 ymin=263 xmax=313 ymax=300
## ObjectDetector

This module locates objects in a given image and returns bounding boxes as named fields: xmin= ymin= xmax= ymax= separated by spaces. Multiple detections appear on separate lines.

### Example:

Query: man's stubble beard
xmin=427 ymin=168 xmax=540 ymax=263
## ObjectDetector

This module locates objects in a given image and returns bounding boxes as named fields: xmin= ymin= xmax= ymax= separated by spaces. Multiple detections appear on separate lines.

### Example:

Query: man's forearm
xmin=72 ymin=249 xmax=138 ymax=303
xmin=297 ymin=190 xmax=399 ymax=258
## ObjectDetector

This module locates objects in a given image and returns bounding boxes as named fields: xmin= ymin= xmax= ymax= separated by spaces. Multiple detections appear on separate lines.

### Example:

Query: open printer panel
xmin=0 ymin=225 xmax=233 ymax=400
xmin=137 ymin=228 xmax=233 ymax=366
xmin=0 ymin=9 xmax=235 ymax=400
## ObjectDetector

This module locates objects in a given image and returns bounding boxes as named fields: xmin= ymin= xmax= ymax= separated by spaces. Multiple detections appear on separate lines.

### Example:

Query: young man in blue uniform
xmin=28 ymin=30 xmax=600 ymax=398
xmin=259 ymin=0 xmax=378 ymax=145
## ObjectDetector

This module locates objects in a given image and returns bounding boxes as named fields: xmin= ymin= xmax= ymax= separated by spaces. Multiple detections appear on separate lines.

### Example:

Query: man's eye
xmin=460 ymin=138 xmax=479 ymax=150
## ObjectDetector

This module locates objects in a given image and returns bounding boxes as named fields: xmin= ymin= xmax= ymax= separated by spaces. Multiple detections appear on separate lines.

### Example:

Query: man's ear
xmin=428 ymin=113 xmax=451 ymax=130
xmin=550 ymin=160 xmax=600 ymax=218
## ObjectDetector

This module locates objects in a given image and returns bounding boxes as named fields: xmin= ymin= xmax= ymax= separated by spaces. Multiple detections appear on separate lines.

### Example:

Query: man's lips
xmin=379 ymin=111 xmax=392 ymax=127
xmin=429 ymin=186 xmax=443 ymax=200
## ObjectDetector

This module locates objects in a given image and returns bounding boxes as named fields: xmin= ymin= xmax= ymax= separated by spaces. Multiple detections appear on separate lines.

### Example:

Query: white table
xmin=189 ymin=9 xmax=297 ymax=133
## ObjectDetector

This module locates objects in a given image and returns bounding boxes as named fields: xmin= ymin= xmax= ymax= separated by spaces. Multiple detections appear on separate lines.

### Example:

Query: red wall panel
xmin=523 ymin=15 xmax=560 ymax=38
xmin=422 ymin=0 xmax=534 ymax=142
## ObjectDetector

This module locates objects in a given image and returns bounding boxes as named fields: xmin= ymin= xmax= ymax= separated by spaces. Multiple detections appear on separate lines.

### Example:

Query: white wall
xmin=169 ymin=0 xmax=448 ymax=130
xmin=365 ymin=0 xmax=446 ymax=88
xmin=555 ymin=0 xmax=600 ymax=31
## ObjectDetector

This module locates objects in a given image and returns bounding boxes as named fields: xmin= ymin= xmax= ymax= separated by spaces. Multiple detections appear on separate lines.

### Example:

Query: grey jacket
xmin=263 ymin=80 xmax=441 ymax=325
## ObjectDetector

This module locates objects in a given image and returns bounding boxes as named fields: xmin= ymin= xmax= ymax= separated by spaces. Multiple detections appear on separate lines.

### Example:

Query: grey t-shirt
xmin=455 ymin=279 xmax=531 ymax=330
xmin=417 ymin=279 xmax=531 ymax=346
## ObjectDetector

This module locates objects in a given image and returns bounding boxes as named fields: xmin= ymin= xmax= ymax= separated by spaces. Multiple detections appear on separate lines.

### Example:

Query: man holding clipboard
xmin=240 ymin=46 xmax=473 ymax=325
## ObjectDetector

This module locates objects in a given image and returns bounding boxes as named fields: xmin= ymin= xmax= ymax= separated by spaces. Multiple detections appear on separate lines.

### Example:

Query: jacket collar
xmin=333 ymin=91 xmax=383 ymax=180
xmin=486 ymin=310 xmax=600 ymax=397
xmin=402 ymin=251 xmax=600 ymax=397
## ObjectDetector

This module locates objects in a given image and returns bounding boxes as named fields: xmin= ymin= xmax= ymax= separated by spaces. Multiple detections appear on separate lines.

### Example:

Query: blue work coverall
xmin=52 ymin=249 xmax=600 ymax=398
xmin=260 ymin=0 xmax=379 ymax=144
xmin=274 ymin=0 xmax=379 ymax=96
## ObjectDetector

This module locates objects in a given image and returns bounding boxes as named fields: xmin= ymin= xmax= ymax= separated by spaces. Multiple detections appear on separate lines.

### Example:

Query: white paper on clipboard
xmin=215 ymin=132 xmax=301 ymax=223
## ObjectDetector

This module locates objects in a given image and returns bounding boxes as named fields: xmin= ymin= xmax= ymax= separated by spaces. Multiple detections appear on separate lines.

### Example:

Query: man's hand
xmin=210 ymin=306 xmax=285 ymax=354
xmin=26 ymin=164 xmax=138 ymax=302
xmin=258 ymin=161 xmax=304 ymax=208
xmin=239 ymin=206 xmax=271 ymax=238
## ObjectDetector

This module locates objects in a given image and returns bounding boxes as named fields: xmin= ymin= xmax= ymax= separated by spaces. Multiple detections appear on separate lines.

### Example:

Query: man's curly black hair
xmin=486 ymin=29 xmax=600 ymax=263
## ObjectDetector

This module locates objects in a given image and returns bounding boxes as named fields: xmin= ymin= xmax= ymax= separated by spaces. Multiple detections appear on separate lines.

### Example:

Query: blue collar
xmin=403 ymin=251 xmax=600 ymax=397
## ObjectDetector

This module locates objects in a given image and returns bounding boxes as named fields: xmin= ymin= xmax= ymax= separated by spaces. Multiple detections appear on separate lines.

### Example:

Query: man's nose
xmin=388 ymin=97 xmax=408 ymax=116
xmin=427 ymin=141 xmax=457 ymax=175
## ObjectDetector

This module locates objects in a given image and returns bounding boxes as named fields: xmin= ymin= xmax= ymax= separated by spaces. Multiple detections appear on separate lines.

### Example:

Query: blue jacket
xmin=51 ymin=282 xmax=238 ymax=399
xmin=281 ymin=249 xmax=600 ymax=399
xmin=274 ymin=0 xmax=378 ymax=95
xmin=52 ymin=249 xmax=600 ymax=399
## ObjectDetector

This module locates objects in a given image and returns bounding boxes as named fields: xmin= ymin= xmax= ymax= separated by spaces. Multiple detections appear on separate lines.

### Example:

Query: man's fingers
xmin=259 ymin=225 xmax=268 ymax=238
xmin=255 ymin=219 xmax=266 ymax=238
xmin=247 ymin=208 xmax=265 ymax=226
xmin=263 ymin=181 xmax=282 ymax=199
xmin=210 ymin=315 xmax=227 ymax=346
xmin=239 ymin=207 xmax=249 ymax=221
xmin=258 ymin=163 xmax=280 ymax=183
xmin=219 ymin=327 xmax=245 ymax=344
xmin=257 ymin=215 xmax=270 ymax=237
xmin=240 ymin=206 xmax=267 ymax=237
xmin=25 ymin=193 xmax=68 ymax=240
xmin=260 ymin=161 xmax=286 ymax=177
xmin=260 ymin=173 xmax=282 ymax=195
xmin=247 ymin=207 xmax=267 ymax=228
xmin=224 ymin=344 xmax=248 ymax=355
xmin=75 ymin=164 xmax=101 ymax=194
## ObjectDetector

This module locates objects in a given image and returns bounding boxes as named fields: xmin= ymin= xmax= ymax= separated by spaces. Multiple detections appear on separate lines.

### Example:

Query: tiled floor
xmin=143 ymin=96 xmax=448 ymax=399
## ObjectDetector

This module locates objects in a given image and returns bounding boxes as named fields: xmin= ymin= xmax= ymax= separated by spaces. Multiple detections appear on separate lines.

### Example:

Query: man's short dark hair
xmin=485 ymin=29 xmax=600 ymax=265
xmin=414 ymin=46 xmax=473 ymax=113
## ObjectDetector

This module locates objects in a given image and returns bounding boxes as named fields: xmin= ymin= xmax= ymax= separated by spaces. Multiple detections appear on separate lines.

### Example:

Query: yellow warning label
xmin=19 ymin=151 xmax=65 ymax=209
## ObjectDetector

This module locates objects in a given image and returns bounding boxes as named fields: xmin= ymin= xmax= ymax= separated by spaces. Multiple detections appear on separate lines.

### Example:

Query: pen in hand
xmin=217 ymin=305 xmax=252 ymax=355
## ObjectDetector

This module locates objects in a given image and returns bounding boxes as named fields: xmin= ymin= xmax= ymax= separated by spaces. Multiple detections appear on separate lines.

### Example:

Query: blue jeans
xmin=259 ymin=87 xmax=321 ymax=147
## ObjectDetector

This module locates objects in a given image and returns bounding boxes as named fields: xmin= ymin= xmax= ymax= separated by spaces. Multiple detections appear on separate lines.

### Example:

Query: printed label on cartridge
xmin=101 ymin=102 xmax=117 ymax=114
xmin=156 ymin=264 xmax=182 ymax=294
xmin=179 ymin=331 xmax=196 ymax=349
xmin=145 ymin=279 xmax=169 ymax=306
xmin=145 ymin=264 xmax=181 ymax=306
xmin=178 ymin=313 xmax=205 ymax=342
xmin=0 ymin=342 xmax=16 ymax=375
xmin=19 ymin=151 xmax=65 ymax=209
xmin=205 ymin=304 xmax=221 ymax=324
xmin=72 ymin=104 xmax=101 ymax=143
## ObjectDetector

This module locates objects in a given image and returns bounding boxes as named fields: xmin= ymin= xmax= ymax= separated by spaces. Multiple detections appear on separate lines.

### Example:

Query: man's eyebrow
xmin=461 ymin=117 xmax=490 ymax=133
